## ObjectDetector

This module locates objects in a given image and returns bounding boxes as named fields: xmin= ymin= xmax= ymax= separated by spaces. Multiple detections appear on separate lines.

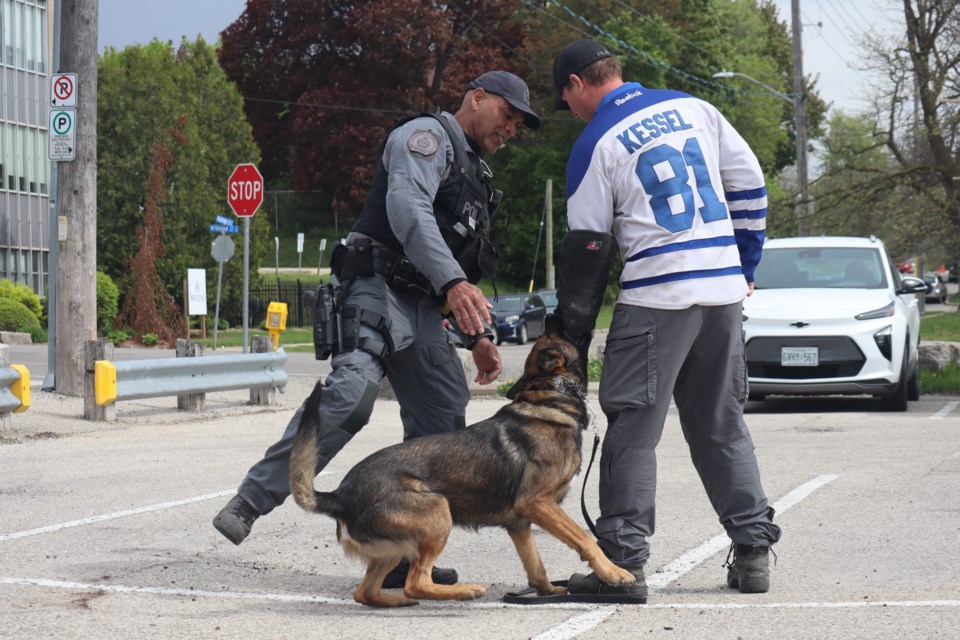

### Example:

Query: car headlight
xmin=505 ymin=315 xmax=520 ymax=323
xmin=856 ymin=301 xmax=895 ymax=320
xmin=873 ymin=324 xmax=893 ymax=360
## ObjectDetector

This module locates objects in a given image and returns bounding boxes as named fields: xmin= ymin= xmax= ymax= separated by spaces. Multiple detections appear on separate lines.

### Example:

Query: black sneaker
xmin=567 ymin=567 xmax=648 ymax=603
xmin=725 ymin=543 xmax=771 ymax=593
xmin=213 ymin=495 xmax=260 ymax=545
xmin=381 ymin=560 xmax=459 ymax=589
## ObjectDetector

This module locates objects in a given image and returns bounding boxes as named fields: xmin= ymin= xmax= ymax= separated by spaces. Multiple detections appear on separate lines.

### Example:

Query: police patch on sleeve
xmin=407 ymin=129 xmax=441 ymax=157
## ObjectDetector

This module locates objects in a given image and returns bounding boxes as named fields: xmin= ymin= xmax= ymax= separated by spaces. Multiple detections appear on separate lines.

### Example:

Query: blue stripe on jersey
xmin=624 ymin=235 xmax=736 ymax=262
xmin=622 ymin=266 xmax=745 ymax=289
xmin=730 ymin=207 xmax=767 ymax=220
xmin=725 ymin=186 xmax=767 ymax=201
xmin=567 ymin=83 xmax=696 ymax=198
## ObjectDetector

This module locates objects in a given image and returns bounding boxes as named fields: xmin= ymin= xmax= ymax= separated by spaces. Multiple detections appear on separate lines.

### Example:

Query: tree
xmin=97 ymin=38 xmax=265 ymax=324
xmin=858 ymin=0 xmax=960 ymax=271
xmin=219 ymin=0 xmax=531 ymax=220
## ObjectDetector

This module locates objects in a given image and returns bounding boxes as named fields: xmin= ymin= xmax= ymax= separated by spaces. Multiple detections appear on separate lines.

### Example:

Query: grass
xmin=920 ymin=307 xmax=960 ymax=342
xmin=921 ymin=363 xmax=960 ymax=394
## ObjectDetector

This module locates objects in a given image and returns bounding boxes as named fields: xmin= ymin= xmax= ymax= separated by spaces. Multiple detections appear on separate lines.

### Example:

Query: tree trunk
xmin=54 ymin=0 xmax=99 ymax=396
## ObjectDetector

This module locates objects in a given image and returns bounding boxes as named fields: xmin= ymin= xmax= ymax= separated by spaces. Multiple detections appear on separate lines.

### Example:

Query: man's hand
xmin=747 ymin=282 xmax=755 ymax=297
xmin=471 ymin=337 xmax=502 ymax=384
xmin=445 ymin=281 xmax=492 ymax=335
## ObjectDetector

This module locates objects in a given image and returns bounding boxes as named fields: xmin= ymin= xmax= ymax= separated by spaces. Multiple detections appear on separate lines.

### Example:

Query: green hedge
xmin=0 ymin=278 xmax=42 ymax=321
xmin=0 ymin=297 xmax=40 ymax=331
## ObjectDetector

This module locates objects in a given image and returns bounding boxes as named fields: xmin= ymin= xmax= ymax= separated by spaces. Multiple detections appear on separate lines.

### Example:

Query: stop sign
xmin=227 ymin=163 xmax=264 ymax=217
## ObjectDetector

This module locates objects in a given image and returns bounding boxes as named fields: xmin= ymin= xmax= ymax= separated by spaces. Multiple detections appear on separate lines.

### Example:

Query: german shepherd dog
xmin=288 ymin=315 xmax=635 ymax=607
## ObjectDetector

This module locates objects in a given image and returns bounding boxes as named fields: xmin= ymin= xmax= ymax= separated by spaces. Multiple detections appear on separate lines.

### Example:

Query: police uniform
xmin=234 ymin=111 xmax=495 ymax=517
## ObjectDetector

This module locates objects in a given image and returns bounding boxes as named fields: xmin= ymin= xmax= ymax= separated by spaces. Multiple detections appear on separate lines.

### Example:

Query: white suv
xmin=743 ymin=236 xmax=928 ymax=411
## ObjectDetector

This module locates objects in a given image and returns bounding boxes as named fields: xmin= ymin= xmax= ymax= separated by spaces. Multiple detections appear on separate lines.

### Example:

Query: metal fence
xmin=234 ymin=280 xmax=317 ymax=329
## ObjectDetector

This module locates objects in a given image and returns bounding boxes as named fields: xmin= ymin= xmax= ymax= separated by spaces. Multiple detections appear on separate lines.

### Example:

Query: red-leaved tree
xmin=219 ymin=0 xmax=529 ymax=220
xmin=117 ymin=116 xmax=188 ymax=346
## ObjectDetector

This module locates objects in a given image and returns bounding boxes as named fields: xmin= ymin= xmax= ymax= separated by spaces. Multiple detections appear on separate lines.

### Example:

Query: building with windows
xmin=0 ymin=0 xmax=50 ymax=296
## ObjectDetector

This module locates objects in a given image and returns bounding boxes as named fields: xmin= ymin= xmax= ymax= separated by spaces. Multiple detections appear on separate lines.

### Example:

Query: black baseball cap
xmin=552 ymin=40 xmax=613 ymax=112
xmin=468 ymin=71 xmax=542 ymax=130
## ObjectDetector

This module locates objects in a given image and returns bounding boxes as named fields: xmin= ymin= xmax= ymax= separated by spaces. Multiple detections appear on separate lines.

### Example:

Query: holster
xmin=304 ymin=279 xmax=340 ymax=360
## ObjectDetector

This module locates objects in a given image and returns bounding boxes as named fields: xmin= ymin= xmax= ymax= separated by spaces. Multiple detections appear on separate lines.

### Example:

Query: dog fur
xmin=288 ymin=315 xmax=634 ymax=607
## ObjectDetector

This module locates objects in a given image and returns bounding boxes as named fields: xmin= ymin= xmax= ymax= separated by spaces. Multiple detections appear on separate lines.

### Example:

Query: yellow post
xmin=94 ymin=360 xmax=117 ymax=406
xmin=266 ymin=302 xmax=288 ymax=350
xmin=10 ymin=364 xmax=30 ymax=413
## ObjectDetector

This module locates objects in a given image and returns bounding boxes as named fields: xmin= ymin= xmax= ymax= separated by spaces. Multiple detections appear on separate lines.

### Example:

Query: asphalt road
xmin=1 ymin=366 xmax=958 ymax=639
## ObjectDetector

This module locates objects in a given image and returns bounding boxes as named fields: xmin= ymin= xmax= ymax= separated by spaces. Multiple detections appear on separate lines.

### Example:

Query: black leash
xmin=580 ymin=432 xmax=601 ymax=537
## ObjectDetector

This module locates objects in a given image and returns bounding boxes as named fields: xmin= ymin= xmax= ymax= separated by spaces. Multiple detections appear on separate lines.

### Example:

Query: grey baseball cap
xmin=552 ymin=40 xmax=613 ymax=112
xmin=468 ymin=71 xmax=542 ymax=130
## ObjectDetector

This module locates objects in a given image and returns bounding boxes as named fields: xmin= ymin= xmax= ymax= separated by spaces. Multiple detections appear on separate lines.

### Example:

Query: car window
xmin=491 ymin=295 xmax=523 ymax=314
xmin=754 ymin=247 xmax=889 ymax=290
xmin=538 ymin=290 xmax=557 ymax=306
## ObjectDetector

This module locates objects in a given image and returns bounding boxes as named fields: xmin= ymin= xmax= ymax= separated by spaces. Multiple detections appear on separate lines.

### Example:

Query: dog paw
xmin=456 ymin=583 xmax=488 ymax=600
xmin=538 ymin=583 xmax=567 ymax=596
xmin=601 ymin=566 xmax=636 ymax=586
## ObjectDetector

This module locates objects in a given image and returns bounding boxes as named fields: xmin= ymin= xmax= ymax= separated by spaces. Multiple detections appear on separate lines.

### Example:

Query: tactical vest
xmin=351 ymin=113 xmax=499 ymax=284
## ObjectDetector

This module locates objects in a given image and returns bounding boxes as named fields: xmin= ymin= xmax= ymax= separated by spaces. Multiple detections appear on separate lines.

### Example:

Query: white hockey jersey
xmin=566 ymin=82 xmax=767 ymax=310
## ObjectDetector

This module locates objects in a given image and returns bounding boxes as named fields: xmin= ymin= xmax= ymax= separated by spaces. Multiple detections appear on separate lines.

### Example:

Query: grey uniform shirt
xmin=379 ymin=112 xmax=473 ymax=296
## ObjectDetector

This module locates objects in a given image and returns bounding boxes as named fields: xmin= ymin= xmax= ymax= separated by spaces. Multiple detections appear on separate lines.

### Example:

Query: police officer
xmin=213 ymin=71 xmax=541 ymax=589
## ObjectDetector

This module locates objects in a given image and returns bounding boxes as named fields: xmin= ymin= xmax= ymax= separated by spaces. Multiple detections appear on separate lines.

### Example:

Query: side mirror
xmin=898 ymin=276 xmax=929 ymax=295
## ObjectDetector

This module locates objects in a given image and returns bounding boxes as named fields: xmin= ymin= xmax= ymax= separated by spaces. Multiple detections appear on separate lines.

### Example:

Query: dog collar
xmin=551 ymin=375 xmax=584 ymax=399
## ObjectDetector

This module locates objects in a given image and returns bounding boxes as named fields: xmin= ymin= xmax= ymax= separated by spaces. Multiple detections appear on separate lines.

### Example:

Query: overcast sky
xmin=97 ymin=0 xmax=900 ymax=115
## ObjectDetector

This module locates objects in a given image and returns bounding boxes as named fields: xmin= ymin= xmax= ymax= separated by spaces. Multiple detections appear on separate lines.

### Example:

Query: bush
xmin=105 ymin=328 xmax=132 ymax=345
xmin=96 ymin=271 xmax=120 ymax=332
xmin=0 ymin=279 xmax=42 ymax=321
xmin=23 ymin=324 xmax=48 ymax=343
xmin=0 ymin=297 xmax=40 ymax=331
xmin=141 ymin=332 xmax=158 ymax=346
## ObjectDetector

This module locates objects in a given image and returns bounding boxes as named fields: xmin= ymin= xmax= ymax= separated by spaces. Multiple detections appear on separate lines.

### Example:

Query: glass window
xmin=23 ymin=2 xmax=33 ymax=71
xmin=14 ymin=0 xmax=22 ymax=69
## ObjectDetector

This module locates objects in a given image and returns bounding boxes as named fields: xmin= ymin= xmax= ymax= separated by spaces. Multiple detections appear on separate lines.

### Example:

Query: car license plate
xmin=781 ymin=346 xmax=818 ymax=367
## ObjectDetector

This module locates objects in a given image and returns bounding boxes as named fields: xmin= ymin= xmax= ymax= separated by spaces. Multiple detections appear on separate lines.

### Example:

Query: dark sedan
xmin=487 ymin=293 xmax=547 ymax=345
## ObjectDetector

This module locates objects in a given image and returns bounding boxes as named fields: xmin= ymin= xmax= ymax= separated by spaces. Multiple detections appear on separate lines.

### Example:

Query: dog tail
xmin=289 ymin=381 xmax=346 ymax=518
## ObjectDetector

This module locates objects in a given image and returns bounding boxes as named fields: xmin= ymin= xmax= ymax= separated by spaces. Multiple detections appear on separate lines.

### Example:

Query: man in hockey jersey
xmin=550 ymin=40 xmax=781 ymax=602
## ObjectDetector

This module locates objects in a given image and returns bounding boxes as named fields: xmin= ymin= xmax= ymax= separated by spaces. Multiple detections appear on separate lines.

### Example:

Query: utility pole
xmin=54 ymin=0 xmax=98 ymax=396
xmin=791 ymin=0 xmax=810 ymax=236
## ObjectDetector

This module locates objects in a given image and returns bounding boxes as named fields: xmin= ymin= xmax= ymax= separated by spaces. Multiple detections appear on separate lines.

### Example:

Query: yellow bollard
xmin=266 ymin=301 xmax=288 ymax=350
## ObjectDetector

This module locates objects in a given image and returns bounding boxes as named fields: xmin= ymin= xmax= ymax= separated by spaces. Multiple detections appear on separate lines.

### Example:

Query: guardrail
xmin=0 ymin=344 xmax=30 ymax=435
xmin=84 ymin=338 xmax=287 ymax=421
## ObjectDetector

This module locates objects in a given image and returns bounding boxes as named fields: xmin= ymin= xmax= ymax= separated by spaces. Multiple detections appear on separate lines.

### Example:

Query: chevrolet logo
xmin=790 ymin=321 xmax=810 ymax=328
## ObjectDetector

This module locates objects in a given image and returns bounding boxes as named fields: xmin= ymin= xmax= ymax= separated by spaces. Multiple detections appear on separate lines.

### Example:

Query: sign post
xmin=210 ymin=233 xmax=235 ymax=350
xmin=227 ymin=163 xmax=264 ymax=353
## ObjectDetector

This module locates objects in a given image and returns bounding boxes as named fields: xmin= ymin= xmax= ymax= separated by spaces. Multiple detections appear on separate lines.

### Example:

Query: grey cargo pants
xmin=236 ymin=274 xmax=470 ymax=515
xmin=595 ymin=302 xmax=782 ymax=568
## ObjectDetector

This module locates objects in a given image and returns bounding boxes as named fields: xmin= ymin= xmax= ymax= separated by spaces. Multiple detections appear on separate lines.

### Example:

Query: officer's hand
xmin=746 ymin=282 xmax=755 ymax=297
xmin=471 ymin=337 xmax=502 ymax=384
xmin=446 ymin=281 xmax=492 ymax=335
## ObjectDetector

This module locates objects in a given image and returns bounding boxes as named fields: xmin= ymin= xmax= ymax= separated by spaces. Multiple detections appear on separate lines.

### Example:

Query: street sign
xmin=209 ymin=223 xmax=239 ymax=234
xmin=215 ymin=215 xmax=233 ymax=226
xmin=227 ymin=163 xmax=263 ymax=217
xmin=48 ymin=109 xmax=76 ymax=161
xmin=50 ymin=73 xmax=78 ymax=108
xmin=211 ymin=235 xmax=235 ymax=263
xmin=187 ymin=269 xmax=207 ymax=316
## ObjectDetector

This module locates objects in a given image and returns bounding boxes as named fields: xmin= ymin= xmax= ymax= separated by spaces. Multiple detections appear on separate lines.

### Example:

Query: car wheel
xmin=907 ymin=357 xmax=921 ymax=402
xmin=881 ymin=349 xmax=909 ymax=412
xmin=516 ymin=323 xmax=528 ymax=345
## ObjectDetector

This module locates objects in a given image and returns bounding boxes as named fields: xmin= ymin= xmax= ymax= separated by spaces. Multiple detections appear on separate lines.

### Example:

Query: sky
xmin=97 ymin=0 xmax=900 ymax=116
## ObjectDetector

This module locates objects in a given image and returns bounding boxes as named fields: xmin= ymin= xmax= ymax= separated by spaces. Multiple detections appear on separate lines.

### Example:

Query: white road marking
xmin=0 ymin=476 xmax=327 ymax=543
xmin=1 ymin=577 xmax=958 ymax=612
xmin=648 ymin=474 xmax=838 ymax=590
xmin=532 ymin=608 xmax=617 ymax=639
xmin=930 ymin=401 xmax=959 ymax=420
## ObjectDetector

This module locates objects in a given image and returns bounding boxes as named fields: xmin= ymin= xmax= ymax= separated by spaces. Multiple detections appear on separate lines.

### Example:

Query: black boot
xmin=725 ymin=543 xmax=771 ymax=593
xmin=381 ymin=560 xmax=459 ymax=589
xmin=213 ymin=495 xmax=260 ymax=545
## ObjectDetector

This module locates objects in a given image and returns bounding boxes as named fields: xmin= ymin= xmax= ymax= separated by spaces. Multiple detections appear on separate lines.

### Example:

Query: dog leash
xmin=552 ymin=374 xmax=602 ymax=538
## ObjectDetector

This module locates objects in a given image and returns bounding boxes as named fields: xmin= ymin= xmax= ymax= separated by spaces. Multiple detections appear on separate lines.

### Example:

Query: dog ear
xmin=537 ymin=347 xmax=564 ymax=374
